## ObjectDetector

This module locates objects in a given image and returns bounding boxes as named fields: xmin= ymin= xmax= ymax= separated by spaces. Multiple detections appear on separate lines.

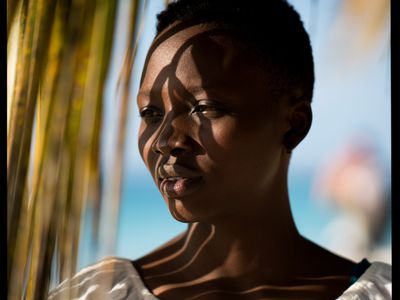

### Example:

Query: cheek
xmin=138 ymin=123 xmax=158 ymax=175
xmin=200 ymin=117 xmax=282 ymax=177
xmin=197 ymin=117 xmax=239 ymax=163
xmin=200 ymin=117 xmax=265 ymax=158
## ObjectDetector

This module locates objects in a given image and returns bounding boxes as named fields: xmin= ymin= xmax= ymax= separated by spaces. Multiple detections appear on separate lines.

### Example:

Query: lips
xmin=157 ymin=164 xmax=203 ymax=198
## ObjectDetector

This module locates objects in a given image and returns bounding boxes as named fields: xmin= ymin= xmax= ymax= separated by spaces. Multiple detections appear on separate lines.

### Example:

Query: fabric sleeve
xmin=47 ymin=257 xmax=159 ymax=300
xmin=337 ymin=262 xmax=392 ymax=300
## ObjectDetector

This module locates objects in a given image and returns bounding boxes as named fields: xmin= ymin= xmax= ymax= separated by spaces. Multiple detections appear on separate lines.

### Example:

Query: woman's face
xmin=137 ymin=24 xmax=290 ymax=222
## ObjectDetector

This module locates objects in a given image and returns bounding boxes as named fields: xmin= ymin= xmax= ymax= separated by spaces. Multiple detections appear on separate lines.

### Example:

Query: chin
xmin=166 ymin=198 xmax=212 ymax=223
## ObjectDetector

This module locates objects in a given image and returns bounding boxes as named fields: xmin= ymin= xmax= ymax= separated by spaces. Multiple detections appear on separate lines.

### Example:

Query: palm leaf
xmin=6 ymin=0 xmax=137 ymax=299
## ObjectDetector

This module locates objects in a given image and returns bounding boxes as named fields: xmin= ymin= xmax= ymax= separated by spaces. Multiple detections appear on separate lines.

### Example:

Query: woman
xmin=48 ymin=0 xmax=391 ymax=299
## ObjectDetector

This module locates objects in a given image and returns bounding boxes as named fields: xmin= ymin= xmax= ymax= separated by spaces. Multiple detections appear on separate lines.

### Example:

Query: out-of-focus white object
xmin=314 ymin=136 xmax=390 ymax=263
xmin=315 ymin=137 xmax=386 ymax=217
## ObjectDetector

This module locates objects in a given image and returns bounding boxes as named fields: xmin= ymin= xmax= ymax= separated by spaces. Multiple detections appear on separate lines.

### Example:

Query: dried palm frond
xmin=6 ymin=0 xmax=148 ymax=298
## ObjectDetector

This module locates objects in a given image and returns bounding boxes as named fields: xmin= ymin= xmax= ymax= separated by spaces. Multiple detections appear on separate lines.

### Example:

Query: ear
xmin=283 ymin=101 xmax=312 ymax=153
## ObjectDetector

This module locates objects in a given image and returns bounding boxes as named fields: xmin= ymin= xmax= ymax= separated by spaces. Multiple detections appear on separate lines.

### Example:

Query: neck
xmin=187 ymin=192 xmax=301 ymax=279
xmin=138 ymin=165 xmax=310 ymax=283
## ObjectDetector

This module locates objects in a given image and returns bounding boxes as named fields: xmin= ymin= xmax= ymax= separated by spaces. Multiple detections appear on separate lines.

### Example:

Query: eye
xmin=139 ymin=106 xmax=163 ymax=123
xmin=190 ymin=101 xmax=224 ymax=118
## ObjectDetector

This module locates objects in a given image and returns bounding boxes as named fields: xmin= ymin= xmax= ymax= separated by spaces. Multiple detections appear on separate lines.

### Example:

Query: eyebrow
xmin=138 ymin=86 xmax=213 ymax=99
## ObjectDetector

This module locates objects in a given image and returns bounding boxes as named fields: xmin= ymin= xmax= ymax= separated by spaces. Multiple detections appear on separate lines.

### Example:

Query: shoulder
xmin=337 ymin=262 xmax=392 ymax=299
xmin=47 ymin=256 xmax=158 ymax=300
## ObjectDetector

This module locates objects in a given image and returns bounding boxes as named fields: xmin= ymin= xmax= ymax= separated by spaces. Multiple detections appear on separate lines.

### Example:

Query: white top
xmin=338 ymin=261 xmax=392 ymax=299
xmin=47 ymin=257 xmax=392 ymax=300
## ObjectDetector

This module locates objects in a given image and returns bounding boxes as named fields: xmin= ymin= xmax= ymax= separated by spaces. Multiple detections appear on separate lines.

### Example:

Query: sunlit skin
xmin=135 ymin=23 xmax=356 ymax=300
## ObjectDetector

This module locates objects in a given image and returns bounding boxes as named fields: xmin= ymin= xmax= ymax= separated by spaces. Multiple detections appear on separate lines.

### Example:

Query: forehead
xmin=141 ymin=24 xmax=240 ymax=87
xmin=139 ymin=23 xmax=275 ymax=105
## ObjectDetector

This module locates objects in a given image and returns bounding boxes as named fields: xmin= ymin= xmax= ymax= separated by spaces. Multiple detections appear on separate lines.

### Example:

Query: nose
xmin=152 ymin=114 xmax=193 ymax=156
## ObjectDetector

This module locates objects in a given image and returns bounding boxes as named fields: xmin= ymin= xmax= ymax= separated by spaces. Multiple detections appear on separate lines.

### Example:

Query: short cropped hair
xmin=155 ymin=0 xmax=315 ymax=103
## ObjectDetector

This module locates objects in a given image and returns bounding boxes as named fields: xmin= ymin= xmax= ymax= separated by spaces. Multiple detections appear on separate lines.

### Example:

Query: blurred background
xmin=7 ymin=0 xmax=390 ymax=298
